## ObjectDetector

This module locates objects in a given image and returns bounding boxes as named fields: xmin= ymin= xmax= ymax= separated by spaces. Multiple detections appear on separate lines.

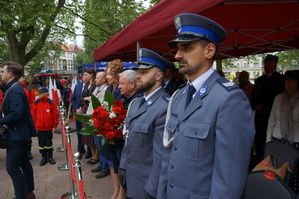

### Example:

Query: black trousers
xmin=254 ymin=114 xmax=268 ymax=163
xmin=75 ymin=120 xmax=85 ymax=153
xmin=6 ymin=140 xmax=34 ymax=199
xmin=37 ymin=131 xmax=53 ymax=151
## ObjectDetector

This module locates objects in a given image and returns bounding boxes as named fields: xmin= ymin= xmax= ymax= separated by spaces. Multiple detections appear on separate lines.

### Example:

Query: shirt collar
xmin=190 ymin=67 xmax=215 ymax=93
xmin=144 ymin=86 xmax=162 ymax=101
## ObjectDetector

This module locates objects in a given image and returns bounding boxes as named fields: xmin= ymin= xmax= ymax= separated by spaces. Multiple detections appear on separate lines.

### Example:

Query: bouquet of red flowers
xmin=75 ymin=92 xmax=127 ymax=145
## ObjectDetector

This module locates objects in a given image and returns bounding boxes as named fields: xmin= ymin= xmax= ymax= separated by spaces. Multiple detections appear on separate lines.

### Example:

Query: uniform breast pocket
xmin=180 ymin=122 xmax=212 ymax=160
xmin=130 ymin=123 xmax=150 ymax=148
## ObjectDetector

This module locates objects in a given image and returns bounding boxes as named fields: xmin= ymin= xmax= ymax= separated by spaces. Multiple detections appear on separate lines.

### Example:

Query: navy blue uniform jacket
xmin=0 ymin=80 xmax=36 ymax=142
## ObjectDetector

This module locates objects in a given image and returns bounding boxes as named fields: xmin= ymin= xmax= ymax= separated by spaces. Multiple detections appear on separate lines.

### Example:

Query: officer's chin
xmin=178 ymin=66 xmax=189 ymax=75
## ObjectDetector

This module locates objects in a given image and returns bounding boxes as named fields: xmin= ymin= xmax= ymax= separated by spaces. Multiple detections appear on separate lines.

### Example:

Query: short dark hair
xmin=4 ymin=61 xmax=24 ymax=80
xmin=264 ymin=54 xmax=279 ymax=64
xmin=285 ymin=70 xmax=299 ymax=88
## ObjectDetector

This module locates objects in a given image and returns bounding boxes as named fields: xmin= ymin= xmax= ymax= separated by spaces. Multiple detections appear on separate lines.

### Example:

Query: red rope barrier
xmin=78 ymin=180 xmax=85 ymax=199
xmin=62 ymin=122 xmax=67 ymax=146
xmin=67 ymin=142 xmax=77 ymax=183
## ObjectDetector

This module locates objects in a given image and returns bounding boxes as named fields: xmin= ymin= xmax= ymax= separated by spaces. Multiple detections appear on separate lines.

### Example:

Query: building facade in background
xmin=223 ymin=55 xmax=263 ymax=81
xmin=45 ymin=44 xmax=83 ymax=75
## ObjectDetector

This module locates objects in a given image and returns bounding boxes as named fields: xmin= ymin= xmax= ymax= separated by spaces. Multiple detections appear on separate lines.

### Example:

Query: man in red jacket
xmin=31 ymin=86 xmax=58 ymax=166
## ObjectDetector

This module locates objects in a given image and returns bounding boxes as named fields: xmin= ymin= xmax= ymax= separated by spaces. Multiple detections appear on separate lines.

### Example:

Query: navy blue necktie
xmin=185 ymin=85 xmax=196 ymax=108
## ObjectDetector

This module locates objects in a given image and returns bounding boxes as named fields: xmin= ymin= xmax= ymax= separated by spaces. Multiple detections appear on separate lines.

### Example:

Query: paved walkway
xmin=0 ymin=125 xmax=113 ymax=199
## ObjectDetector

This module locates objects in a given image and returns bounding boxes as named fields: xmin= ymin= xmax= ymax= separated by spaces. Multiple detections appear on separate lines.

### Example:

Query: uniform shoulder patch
xmin=217 ymin=77 xmax=238 ymax=90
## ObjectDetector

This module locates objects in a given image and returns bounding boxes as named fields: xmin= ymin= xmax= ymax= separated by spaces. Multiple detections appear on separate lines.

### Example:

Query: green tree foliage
xmin=0 ymin=0 xmax=81 ymax=67
xmin=75 ymin=51 xmax=89 ymax=69
xmin=276 ymin=50 xmax=299 ymax=72
xmin=82 ymin=0 xmax=147 ymax=63
xmin=149 ymin=0 xmax=160 ymax=6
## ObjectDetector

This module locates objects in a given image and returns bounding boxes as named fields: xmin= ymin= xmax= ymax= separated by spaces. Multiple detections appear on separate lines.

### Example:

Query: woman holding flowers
xmin=104 ymin=59 xmax=126 ymax=199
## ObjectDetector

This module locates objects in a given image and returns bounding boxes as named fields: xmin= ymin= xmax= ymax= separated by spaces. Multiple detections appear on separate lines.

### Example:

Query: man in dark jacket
xmin=251 ymin=55 xmax=284 ymax=163
xmin=71 ymin=79 xmax=86 ymax=157
xmin=0 ymin=62 xmax=36 ymax=199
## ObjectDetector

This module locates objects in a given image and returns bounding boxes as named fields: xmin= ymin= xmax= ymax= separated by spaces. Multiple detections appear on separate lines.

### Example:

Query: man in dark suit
xmin=251 ymin=54 xmax=284 ymax=163
xmin=0 ymin=62 xmax=36 ymax=199
xmin=71 ymin=79 xmax=86 ymax=156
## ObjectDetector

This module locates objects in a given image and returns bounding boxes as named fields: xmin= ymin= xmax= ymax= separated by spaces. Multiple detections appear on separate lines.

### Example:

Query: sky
xmin=66 ymin=0 xmax=150 ymax=48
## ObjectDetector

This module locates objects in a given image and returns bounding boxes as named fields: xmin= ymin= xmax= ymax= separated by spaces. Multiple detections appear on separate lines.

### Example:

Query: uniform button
xmin=194 ymin=132 xmax=198 ymax=135
xmin=171 ymin=164 xmax=175 ymax=169
xmin=174 ymin=146 xmax=178 ymax=151
xmin=170 ymin=184 xmax=174 ymax=188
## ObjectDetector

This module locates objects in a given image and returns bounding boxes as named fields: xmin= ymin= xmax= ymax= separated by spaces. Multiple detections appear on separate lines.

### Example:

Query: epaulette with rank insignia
xmin=217 ymin=77 xmax=238 ymax=90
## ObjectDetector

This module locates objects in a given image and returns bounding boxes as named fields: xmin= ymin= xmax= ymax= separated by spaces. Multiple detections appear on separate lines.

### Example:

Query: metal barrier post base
xmin=57 ymin=163 xmax=69 ymax=171
xmin=57 ymin=147 xmax=65 ymax=152
xmin=61 ymin=192 xmax=78 ymax=199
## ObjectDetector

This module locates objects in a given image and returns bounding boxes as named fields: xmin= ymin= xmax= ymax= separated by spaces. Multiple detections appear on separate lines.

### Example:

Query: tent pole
xmin=136 ymin=41 xmax=140 ymax=62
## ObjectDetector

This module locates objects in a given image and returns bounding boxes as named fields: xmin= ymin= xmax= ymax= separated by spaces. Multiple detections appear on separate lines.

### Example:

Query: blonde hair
xmin=106 ymin=59 xmax=124 ymax=78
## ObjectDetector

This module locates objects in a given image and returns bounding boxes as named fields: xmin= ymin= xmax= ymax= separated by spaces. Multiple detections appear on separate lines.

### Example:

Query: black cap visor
xmin=168 ymin=34 xmax=205 ymax=48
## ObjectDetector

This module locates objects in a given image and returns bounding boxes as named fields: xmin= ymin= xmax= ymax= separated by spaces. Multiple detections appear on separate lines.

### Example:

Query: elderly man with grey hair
xmin=119 ymin=69 xmax=142 ymax=106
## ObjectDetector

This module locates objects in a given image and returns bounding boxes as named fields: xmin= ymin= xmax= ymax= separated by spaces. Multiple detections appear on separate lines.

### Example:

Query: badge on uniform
xmin=147 ymin=100 xmax=153 ymax=106
xmin=199 ymin=86 xmax=208 ymax=96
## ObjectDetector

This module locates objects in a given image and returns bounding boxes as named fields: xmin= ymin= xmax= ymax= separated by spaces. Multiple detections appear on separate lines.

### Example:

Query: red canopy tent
xmin=94 ymin=0 xmax=299 ymax=62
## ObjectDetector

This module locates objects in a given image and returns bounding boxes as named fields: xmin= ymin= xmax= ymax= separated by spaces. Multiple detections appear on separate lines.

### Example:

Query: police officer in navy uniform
xmin=119 ymin=48 xmax=171 ymax=199
xmin=157 ymin=13 xmax=255 ymax=199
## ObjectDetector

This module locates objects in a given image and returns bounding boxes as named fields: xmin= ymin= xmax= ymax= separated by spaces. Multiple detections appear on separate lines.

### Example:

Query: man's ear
xmin=155 ymin=70 xmax=164 ymax=82
xmin=205 ymin=43 xmax=216 ymax=59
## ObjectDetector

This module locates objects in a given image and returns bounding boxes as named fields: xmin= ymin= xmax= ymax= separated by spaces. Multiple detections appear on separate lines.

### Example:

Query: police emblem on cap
xmin=174 ymin=16 xmax=181 ymax=29
xmin=139 ymin=49 xmax=143 ymax=57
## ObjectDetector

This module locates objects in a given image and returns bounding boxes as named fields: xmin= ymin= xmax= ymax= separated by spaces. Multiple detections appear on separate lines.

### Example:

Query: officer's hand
xmin=52 ymin=128 xmax=55 ymax=134
xmin=118 ymin=168 xmax=126 ymax=189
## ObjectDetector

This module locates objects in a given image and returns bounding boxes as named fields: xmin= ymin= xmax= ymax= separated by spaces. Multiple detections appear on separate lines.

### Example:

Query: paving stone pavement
xmin=0 ymin=123 xmax=113 ymax=199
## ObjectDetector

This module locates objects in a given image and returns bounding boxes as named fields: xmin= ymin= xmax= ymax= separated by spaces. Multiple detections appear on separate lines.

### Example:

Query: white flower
xmin=109 ymin=112 xmax=117 ymax=119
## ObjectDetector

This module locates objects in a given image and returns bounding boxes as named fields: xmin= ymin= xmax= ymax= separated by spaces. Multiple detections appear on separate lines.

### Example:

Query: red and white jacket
xmin=31 ymin=97 xmax=58 ymax=131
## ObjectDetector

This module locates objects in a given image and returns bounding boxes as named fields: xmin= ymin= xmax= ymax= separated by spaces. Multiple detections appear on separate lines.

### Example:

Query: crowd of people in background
xmin=1 ymin=12 xmax=299 ymax=199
